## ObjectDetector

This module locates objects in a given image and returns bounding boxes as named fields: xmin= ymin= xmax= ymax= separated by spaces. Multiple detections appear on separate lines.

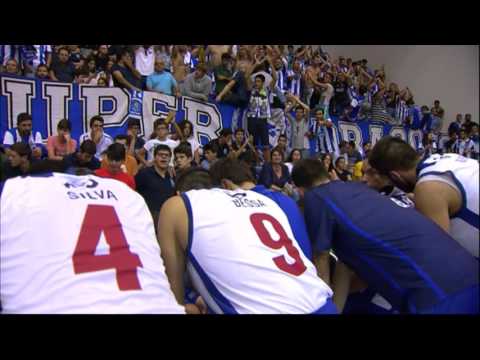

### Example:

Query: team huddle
xmin=0 ymin=137 xmax=478 ymax=314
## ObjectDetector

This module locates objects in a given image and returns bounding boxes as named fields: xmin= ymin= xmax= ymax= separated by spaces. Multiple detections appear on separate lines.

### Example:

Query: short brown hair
xmin=368 ymin=136 xmax=419 ymax=175
xmin=209 ymin=158 xmax=255 ymax=186
xmin=291 ymin=159 xmax=328 ymax=188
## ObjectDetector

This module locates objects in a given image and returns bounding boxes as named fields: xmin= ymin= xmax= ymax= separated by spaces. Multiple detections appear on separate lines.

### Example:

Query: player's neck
xmin=312 ymin=178 xmax=330 ymax=187
xmin=239 ymin=181 xmax=256 ymax=191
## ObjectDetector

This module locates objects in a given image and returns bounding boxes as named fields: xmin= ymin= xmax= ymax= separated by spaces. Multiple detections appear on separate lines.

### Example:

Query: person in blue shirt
xmin=146 ymin=58 xmax=180 ymax=97
xmin=291 ymin=158 xmax=479 ymax=314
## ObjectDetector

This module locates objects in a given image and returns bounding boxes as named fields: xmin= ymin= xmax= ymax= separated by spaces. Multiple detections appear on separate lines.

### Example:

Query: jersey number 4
xmin=250 ymin=213 xmax=306 ymax=276
xmin=72 ymin=205 xmax=143 ymax=290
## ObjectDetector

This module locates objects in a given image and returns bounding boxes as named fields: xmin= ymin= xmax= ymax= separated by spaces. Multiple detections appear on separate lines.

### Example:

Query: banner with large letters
xmin=0 ymin=74 xmax=448 ymax=153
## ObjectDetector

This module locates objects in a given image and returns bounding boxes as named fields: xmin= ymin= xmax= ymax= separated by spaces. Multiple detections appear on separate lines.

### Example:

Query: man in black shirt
xmin=111 ymin=48 xmax=142 ymax=91
xmin=49 ymin=47 xmax=76 ymax=83
xmin=135 ymin=144 xmax=175 ymax=230
xmin=62 ymin=140 xmax=100 ymax=173
xmin=331 ymin=73 xmax=350 ymax=116
xmin=1 ymin=143 xmax=31 ymax=181
xmin=209 ymin=129 xmax=233 ymax=159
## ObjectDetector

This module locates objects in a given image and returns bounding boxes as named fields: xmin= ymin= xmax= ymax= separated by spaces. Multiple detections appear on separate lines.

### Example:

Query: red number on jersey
xmin=72 ymin=204 xmax=143 ymax=290
xmin=250 ymin=213 xmax=307 ymax=276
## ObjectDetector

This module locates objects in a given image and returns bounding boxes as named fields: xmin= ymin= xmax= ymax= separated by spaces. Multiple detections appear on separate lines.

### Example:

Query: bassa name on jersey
xmin=227 ymin=192 xmax=267 ymax=208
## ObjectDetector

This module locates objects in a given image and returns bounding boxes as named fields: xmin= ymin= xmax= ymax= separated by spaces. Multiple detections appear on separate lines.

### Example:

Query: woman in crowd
xmin=284 ymin=148 xmax=302 ymax=175
xmin=178 ymin=120 xmax=201 ymax=165
xmin=46 ymin=119 xmax=77 ymax=160
xmin=258 ymin=146 xmax=292 ymax=194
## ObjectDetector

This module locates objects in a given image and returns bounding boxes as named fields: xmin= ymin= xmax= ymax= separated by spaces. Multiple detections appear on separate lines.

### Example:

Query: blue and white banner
xmin=0 ymin=74 xmax=448 ymax=153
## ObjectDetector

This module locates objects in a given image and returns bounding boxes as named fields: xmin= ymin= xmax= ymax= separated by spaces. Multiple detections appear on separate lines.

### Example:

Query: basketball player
xmin=157 ymin=167 xmax=336 ymax=314
xmin=292 ymin=159 xmax=479 ymax=314
xmin=368 ymin=136 xmax=479 ymax=258
xmin=0 ymin=169 xmax=185 ymax=314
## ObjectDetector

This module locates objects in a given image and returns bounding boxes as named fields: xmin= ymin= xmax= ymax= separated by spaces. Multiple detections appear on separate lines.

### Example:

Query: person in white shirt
xmin=136 ymin=111 xmax=179 ymax=167
xmin=78 ymin=116 xmax=113 ymax=160
xmin=135 ymin=45 xmax=155 ymax=77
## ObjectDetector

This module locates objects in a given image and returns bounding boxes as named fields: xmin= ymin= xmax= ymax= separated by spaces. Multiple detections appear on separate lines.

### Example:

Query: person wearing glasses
xmin=79 ymin=115 xmax=113 ymax=160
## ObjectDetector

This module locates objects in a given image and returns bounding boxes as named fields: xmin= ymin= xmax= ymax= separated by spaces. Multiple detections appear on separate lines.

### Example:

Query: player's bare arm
xmin=332 ymin=260 xmax=354 ymax=313
xmin=414 ymin=181 xmax=461 ymax=233
xmin=157 ymin=195 xmax=189 ymax=305
xmin=314 ymin=250 xmax=331 ymax=286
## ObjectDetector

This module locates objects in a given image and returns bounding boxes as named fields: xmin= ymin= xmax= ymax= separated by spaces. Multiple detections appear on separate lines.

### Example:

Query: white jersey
xmin=183 ymin=188 xmax=333 ymax=314
xmin=0 ymin=173 xmax=185 ymax=314
xmin=417 ymin=153 xmax=479 ymax=258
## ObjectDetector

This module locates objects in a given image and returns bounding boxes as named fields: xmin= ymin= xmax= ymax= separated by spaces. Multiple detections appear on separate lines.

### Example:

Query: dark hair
xmin=58 ymin=47 xmax=70 ymax=55
xmin=287 ymin=148 xmax=303 ymax=163
xmin=17 ymin=112 xmax=32 ymax=125
xmin=291 ymin=159 xmax=328 ymax=188
xmin=221 ymin=53 xmax=232 ymax=61
xmin=278 ymin=133 xmax=287 ymax=140
xmin=335 ymin=157 xmax=345 ymax=167
xmin=10 ymin=142 xmax=32 ymax=161
xmin=234 ymin=128 xmax=245 ymax=136
xmin=106 ymin=143 xmax=125 ymax=162
xmin=175 ymin=167 xmax=213 ymax=193
xmin=119 ymin=47 xmax=132 ymax=61
xmin=36 ymin=64 xmax=49 ymax=72
xmin=254 ymin=74 xmax=265 ymax=83
xmin=57 ymin=119 xmax=72 ymax=132
xmin=127 ymin=117 xmax=141 ymax=128
xmin=368 ymin=136 xmax=419 ymax=175
xmin=195 ymin=63 xmax=207 ymax=73
xmin=271 ymin=146 xmax=285 ymax=162
xmin=174 ymin=141 xmax=193 ymax=158
xmin=89 ymin=115 xmax=104 ymax=128
xmin=348 ymin=140 xmax=356 ymax=148
xmin=151 ymin=118 xmax=168 ymax=139
xmin=114 ymin=134 xmax=131 ymax=147
xmin=434 ymin=100 xmax=440 ymax=104
xmin=203 ymin=142 xmax=218 ymax=154
xmin=339 ymin=140 xmax=348 ymax=148
xmin=154 ymin=144 xmax=172 ymax=157
xmin=80 ymin=139 xmax=97 ymax=156
xmin=179 ymin=119 xmax=194 ymax=134
xmin=220 ymin=128 xmax=233 ymax=137
xmin=209 ymin=158 xmax=255 ymax=186
xmin=28 ymin=159 xmax=67 ymax=174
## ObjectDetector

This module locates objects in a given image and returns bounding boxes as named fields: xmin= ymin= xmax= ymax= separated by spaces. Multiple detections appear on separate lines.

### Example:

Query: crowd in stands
xmin=1 ymin=45 xmax=479 ymax=218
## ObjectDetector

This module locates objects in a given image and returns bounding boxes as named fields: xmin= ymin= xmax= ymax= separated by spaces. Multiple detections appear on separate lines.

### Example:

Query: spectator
xmin=4 ymin=58 xmax=19 ymax=75
xmin=419 ymin=105 xmax=434 ymax=133
xmin=337 ymin=140 xmax=349 ymax=165
xmin=174 ymin=141 xmax=193 ymax=177
xmin=2 ymin=112 xmax=45 ymax=160
xmin=95 ymin=59 xmax=114 ymax=87
xmin=178 ymin=120 xmax=201 ymax=165
xmin=285 ymin=99 xmax=311 ymax=160
xmin=77 ymin=57 xmax=98 ymax=84
xmin=258 ymin=146 xmax=292 ymax=194
xmin=431 ymin=100 xmax=445 ymax=120
xmin=125 ymin=117 xmax=146 ymax=160
xmin=100 ymin=134 xmax=138 ymax=177
xmin=35 ymin=64 xmax=50 ymax=79
xmin=1 ymin=143 xmax=32 ymax=180
xmin=135 ymin=144 xmax=176 ymax=228
xmin=62 ymin=139 xmax=100 ymax=172
xmin=369 ymin=79 xmax=391 ymax=123
xmin=321 ymin=153 xmax=335 ymax=174
xmin=96 ymin=77 xmax=108 ymax=87
xmin=171 ymin=45 xmax=190 ymax=85
xmin=94 ymin=45 xmax=110 ymax=72
xmin=470 ymin=123 xmax=479 ymax=160
xmin=443 ymin=131 xmax=458 ymax=154
xmin=79 ymin=115 xmax=113 ymax=160
xmin=334 ymin=156 xmax=352 ymax=181
xmin=95 ymin=143 xmax=136 ymax=190
xmin=146 ymin=58 xmax=179 ymax=96
xmin=214 ymin=53 xmax=234 ymax=96
xmin=111 ymin=48 xmax=142 ymax=91
xmin=316 ymin=73 xmax=334 ymax=119
xmin=215 ymin=61 xmax=251 ymax=108
xmin=284 ymin=148 xmax=303 ymax=175
xmin=463 ymin=113 xmax=477 ymax=135
xmin=209 ymin=128 xmax=233 ymax=159
xmin=49 ymin=47 xmax=76 ymax=83
xmin=453 ymin=127 xmax=475 ymax=158
xmin=134 ymin=45 xmax=155 ymax=85
xmin=230 ymin=128 xmax=258 ymax=168
xmin=330 ymin=72 xmax=350 ymax=116
xmin=448 ymin=114 xmax=463 ymax=135
xmin=181 ymin=63 xmax=212 ymax=101
xmin=21 ymin=45 xmax=52 ymax=78
xmin=200 ymin=142 xmax=219 ymax=170
xmin=46 ymin=119 xmax=77 ymax=160
xmin=362 ymin=141 xmax=372 ymax=159
xmin=137 ymin=113 xmax=179 ymax=167
xmin=346 ymin=140 xmax=363 ymax=170
xmin=310 ymin=107 xmax=334 ymax=157
xmin=275 ymin=133 xmax=290 ymax=157
xmin=419 ymin=132 xmax=438 ymax=159
xmin=155 ymin=45 xmax=172 ymax=72
xmin=286 ymin=60 xmax=304 ymax=99
xmin=68 ymin=45 xmax=82 ymax=68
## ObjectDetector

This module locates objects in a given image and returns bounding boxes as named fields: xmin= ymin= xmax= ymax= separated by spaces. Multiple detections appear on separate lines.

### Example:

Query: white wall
xmin=322 ymin=45 xmax=479 ymax=132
